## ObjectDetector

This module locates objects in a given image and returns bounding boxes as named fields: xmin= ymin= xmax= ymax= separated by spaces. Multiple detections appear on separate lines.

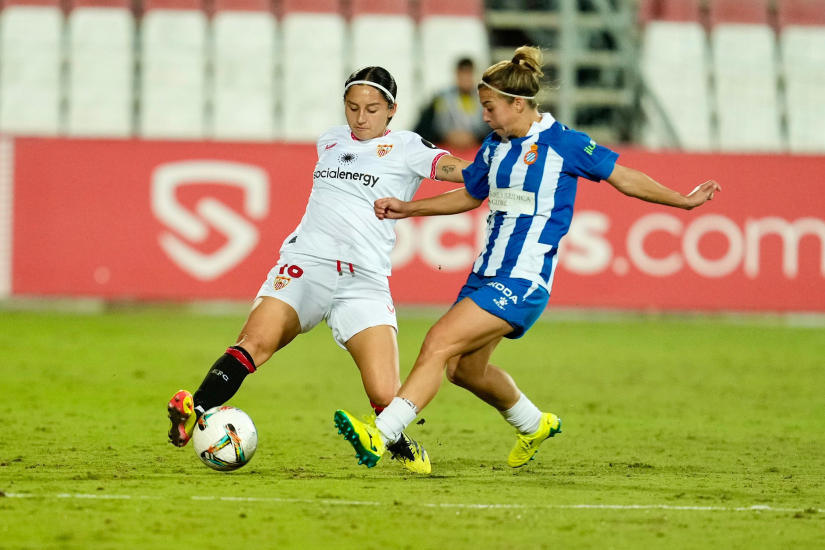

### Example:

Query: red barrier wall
xmin=6 ymin=137 xmax=825 ymax=311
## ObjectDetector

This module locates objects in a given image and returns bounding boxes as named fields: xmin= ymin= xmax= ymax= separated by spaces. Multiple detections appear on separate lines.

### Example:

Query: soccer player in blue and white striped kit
xmin=335 ymin=46 xmax=721 ymax=470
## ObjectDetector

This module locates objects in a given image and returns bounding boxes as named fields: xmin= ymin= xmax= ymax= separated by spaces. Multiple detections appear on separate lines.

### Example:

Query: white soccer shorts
xmin=256 ymin=252 xmax=398 ymax=349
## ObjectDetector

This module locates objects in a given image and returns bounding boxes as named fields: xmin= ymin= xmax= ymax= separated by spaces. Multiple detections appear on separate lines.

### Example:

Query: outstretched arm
xmin=606 ymin=164 xmax=721 ymax=210
xmin=375 ymin=188 xmax=482 ymax=220
xmin=434 ymin=155 xmax=472 ymax=183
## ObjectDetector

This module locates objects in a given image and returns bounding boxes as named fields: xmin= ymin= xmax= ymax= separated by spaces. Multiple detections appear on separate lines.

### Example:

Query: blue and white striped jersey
xmin=463 ymin=113 xmax=619 ymax=291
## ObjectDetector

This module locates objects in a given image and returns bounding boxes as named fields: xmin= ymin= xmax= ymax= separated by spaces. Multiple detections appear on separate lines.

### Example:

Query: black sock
xmin=192 ymin=346 xmax=256 ymax=416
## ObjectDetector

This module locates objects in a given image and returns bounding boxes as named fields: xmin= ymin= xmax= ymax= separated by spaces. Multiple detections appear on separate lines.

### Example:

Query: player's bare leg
xmin=334 ymin=300 xmax=510 ymax=468
xmin=397 ymin=298 xmax=513 ymax=410
xmin=168 ymin=297 xmax=302 ymax=447
xmin=341 ymin=325 xmax=431 ymax=473
xmin=445 ymin=336 xmax=561 ymax=466
xmin=363 ymin=299 xmax=559 ymax=467
xmin=345 ymin=325 xmax=400 ymax=410
xmin=235 ymin=296 xmax=302 ymax=367
xmin=445 ymin=337 xmax=521 ymax=411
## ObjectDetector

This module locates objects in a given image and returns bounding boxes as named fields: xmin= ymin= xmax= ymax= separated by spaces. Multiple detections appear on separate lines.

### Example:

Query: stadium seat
xmin=641 ymin=22 xmax=713 ymax=151
xmin=709 ymin=0 xmax=770 ymax=25
xmin=67 ymin=0 xmax=135 ymax=137
xmin=212 ymin=0 xmax=277 ymax=140
xmin=712 ymin=24 xmax=783 ymax=152
xmin=777 ymin=0 xmax=825 ymax=27
xmin=781 ymin=26 xmax=825 ymax=152
xmin=0 ymin=0 xmax=64 ymax=135
xmin=281 ymin=0 xmax=346 ymax=141
xmin=140 ymin=0 xmax=207 ymax=139
xmin=350 ymin=0 xmax=417 ymax=130
xmin=419 ymin=0 xmax=490 ymax=102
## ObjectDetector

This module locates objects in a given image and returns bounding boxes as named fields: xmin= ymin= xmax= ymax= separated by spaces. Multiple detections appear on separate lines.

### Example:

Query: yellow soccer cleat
xmin=388 ymin=432 xmax=432 ymax=474
xmin=167 ymin=390 xmax=197 ymax=447
xmin=334 ymin=410 xmax=386 ymax=468
xmin=507 ymin=412 xmax=562 ymax=468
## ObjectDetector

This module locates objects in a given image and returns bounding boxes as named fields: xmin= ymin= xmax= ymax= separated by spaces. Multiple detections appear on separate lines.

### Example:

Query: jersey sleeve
xmin=462 ymin=134 xmax=497 ymax=200
xmin=402 ymin=132 xmax=450 ymax=180
xmin=557 ymin=127 xmax=619 ymax=182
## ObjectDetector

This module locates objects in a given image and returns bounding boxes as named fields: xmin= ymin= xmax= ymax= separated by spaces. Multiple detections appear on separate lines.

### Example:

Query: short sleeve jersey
xmin=462 ymin=113 xmax=619 ymax=290
xmin=283 ymin=125 xmax=449 ymax=275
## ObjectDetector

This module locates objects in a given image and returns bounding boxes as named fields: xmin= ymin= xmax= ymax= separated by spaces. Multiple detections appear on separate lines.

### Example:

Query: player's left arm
xmin=434 ymin=155 xmax=472 ymax=183
xmin=606 ymin=164 xmax=721 ymax=210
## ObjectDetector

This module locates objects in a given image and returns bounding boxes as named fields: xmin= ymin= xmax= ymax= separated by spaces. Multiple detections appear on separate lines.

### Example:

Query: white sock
xmin=501 ymin=393 xmax=542 ymax=434
xmin=375 ymin=397 xmax=418 ymax=445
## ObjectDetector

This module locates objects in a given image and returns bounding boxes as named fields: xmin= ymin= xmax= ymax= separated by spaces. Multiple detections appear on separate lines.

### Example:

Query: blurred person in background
xmin=414 ymin=57 xmax=489 ymax=149
xmin=336 ymin=46 xmax=721 ymax=472
xmin=167 ymin=66 xmax=474 ymax=475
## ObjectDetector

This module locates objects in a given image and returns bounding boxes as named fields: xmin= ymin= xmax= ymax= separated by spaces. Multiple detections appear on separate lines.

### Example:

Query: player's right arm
xmin=375 ymin=188 xmax=482 ymax=220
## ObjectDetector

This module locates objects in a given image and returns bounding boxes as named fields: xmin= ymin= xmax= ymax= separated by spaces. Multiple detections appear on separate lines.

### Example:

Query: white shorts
xmin=256 ymin=252 xmax=397 ymax=349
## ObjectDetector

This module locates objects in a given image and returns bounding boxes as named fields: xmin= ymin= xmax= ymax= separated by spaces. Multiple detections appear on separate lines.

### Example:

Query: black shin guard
xmin=193 ymin=346 xmax=256 ymax=415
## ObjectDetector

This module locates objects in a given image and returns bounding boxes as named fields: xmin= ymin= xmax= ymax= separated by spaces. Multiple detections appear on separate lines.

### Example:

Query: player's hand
xmin=374 ymin=197 xmax=411 ymax=220
xmin=684 ymin=181 xmax=721 ymax=210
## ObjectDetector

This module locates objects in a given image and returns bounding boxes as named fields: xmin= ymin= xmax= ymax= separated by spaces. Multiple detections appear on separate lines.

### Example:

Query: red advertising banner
xmin=7 ymin=137 xmax=825 ymax=311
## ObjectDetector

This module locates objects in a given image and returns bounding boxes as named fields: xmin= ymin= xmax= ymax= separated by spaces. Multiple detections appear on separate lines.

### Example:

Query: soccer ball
xmin=193 ymin=406 xmax=258 ymax=471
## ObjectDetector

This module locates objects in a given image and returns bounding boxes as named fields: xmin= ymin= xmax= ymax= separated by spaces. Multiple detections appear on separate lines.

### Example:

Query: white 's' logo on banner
xmin=151 ymin=161 xmax=269 ymax=281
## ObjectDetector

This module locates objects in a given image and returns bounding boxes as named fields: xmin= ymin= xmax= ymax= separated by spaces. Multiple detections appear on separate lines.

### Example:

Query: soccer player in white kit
xmin=167 ymin=67 xmax=470 ymax=474
xmin=335 ymin=47 xmax=721 ymax=471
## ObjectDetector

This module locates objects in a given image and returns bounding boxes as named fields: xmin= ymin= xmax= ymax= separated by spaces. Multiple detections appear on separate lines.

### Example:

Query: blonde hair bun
xmin=511 ymin=46 xmax=544 ymax=78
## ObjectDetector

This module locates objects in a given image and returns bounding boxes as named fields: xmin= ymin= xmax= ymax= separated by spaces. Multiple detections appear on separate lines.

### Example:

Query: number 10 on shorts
xmin=278 ymin=264 xmax=304 ymax=278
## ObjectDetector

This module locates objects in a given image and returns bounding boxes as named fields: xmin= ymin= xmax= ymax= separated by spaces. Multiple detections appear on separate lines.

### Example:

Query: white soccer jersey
xmin=283 ymin=125 xmax=449 ymax=275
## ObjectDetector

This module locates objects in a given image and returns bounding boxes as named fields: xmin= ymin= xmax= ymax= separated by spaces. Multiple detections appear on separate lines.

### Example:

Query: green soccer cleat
xmin=507 ymin=412 xmax=562 ymax=468
xmin=334 ymin=410 xmax=386 ymax=468
xmin=387 ymin=432 xmax=432 ymax=474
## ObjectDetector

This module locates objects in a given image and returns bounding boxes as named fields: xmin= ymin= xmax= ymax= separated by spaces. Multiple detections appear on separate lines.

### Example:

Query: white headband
xmin=480 ymin=80 xmax=536 ymax=100
xmin=344 ymin=80 xmax=396 ymax=104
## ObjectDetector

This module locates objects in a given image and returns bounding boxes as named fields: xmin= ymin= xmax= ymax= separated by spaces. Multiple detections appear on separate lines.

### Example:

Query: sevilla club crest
xmin=376 ymin=144 xmax=393 ymax=157
xmin=273 ymin=276 xmax=291 ymax=291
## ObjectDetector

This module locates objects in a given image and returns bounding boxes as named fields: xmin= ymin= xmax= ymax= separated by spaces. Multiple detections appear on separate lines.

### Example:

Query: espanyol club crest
xmin=273 ymin=276 xmax=291 ymax=291
xmin=523 ymin=144 xmax=539 ymax=165
xmin=376 ymin=144 xmax=393 ymax=157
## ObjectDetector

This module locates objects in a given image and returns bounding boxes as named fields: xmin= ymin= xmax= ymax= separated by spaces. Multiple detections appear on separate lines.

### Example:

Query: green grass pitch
xmin=1 ymin=308 xmax=823 ymax=549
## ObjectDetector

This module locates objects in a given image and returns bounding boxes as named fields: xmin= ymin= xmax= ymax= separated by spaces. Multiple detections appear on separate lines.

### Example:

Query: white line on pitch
xmin=4 ymin=493 xmax=822 ymax=514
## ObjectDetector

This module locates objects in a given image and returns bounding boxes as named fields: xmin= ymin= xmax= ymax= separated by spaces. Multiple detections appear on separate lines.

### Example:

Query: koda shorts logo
xmin=523 ymin=144 xmax=539 ymax=165
xmin=487 ymin=281 xmax=519 ymax=306
xmin=376 ymin=144 xmax=393 ymax=157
